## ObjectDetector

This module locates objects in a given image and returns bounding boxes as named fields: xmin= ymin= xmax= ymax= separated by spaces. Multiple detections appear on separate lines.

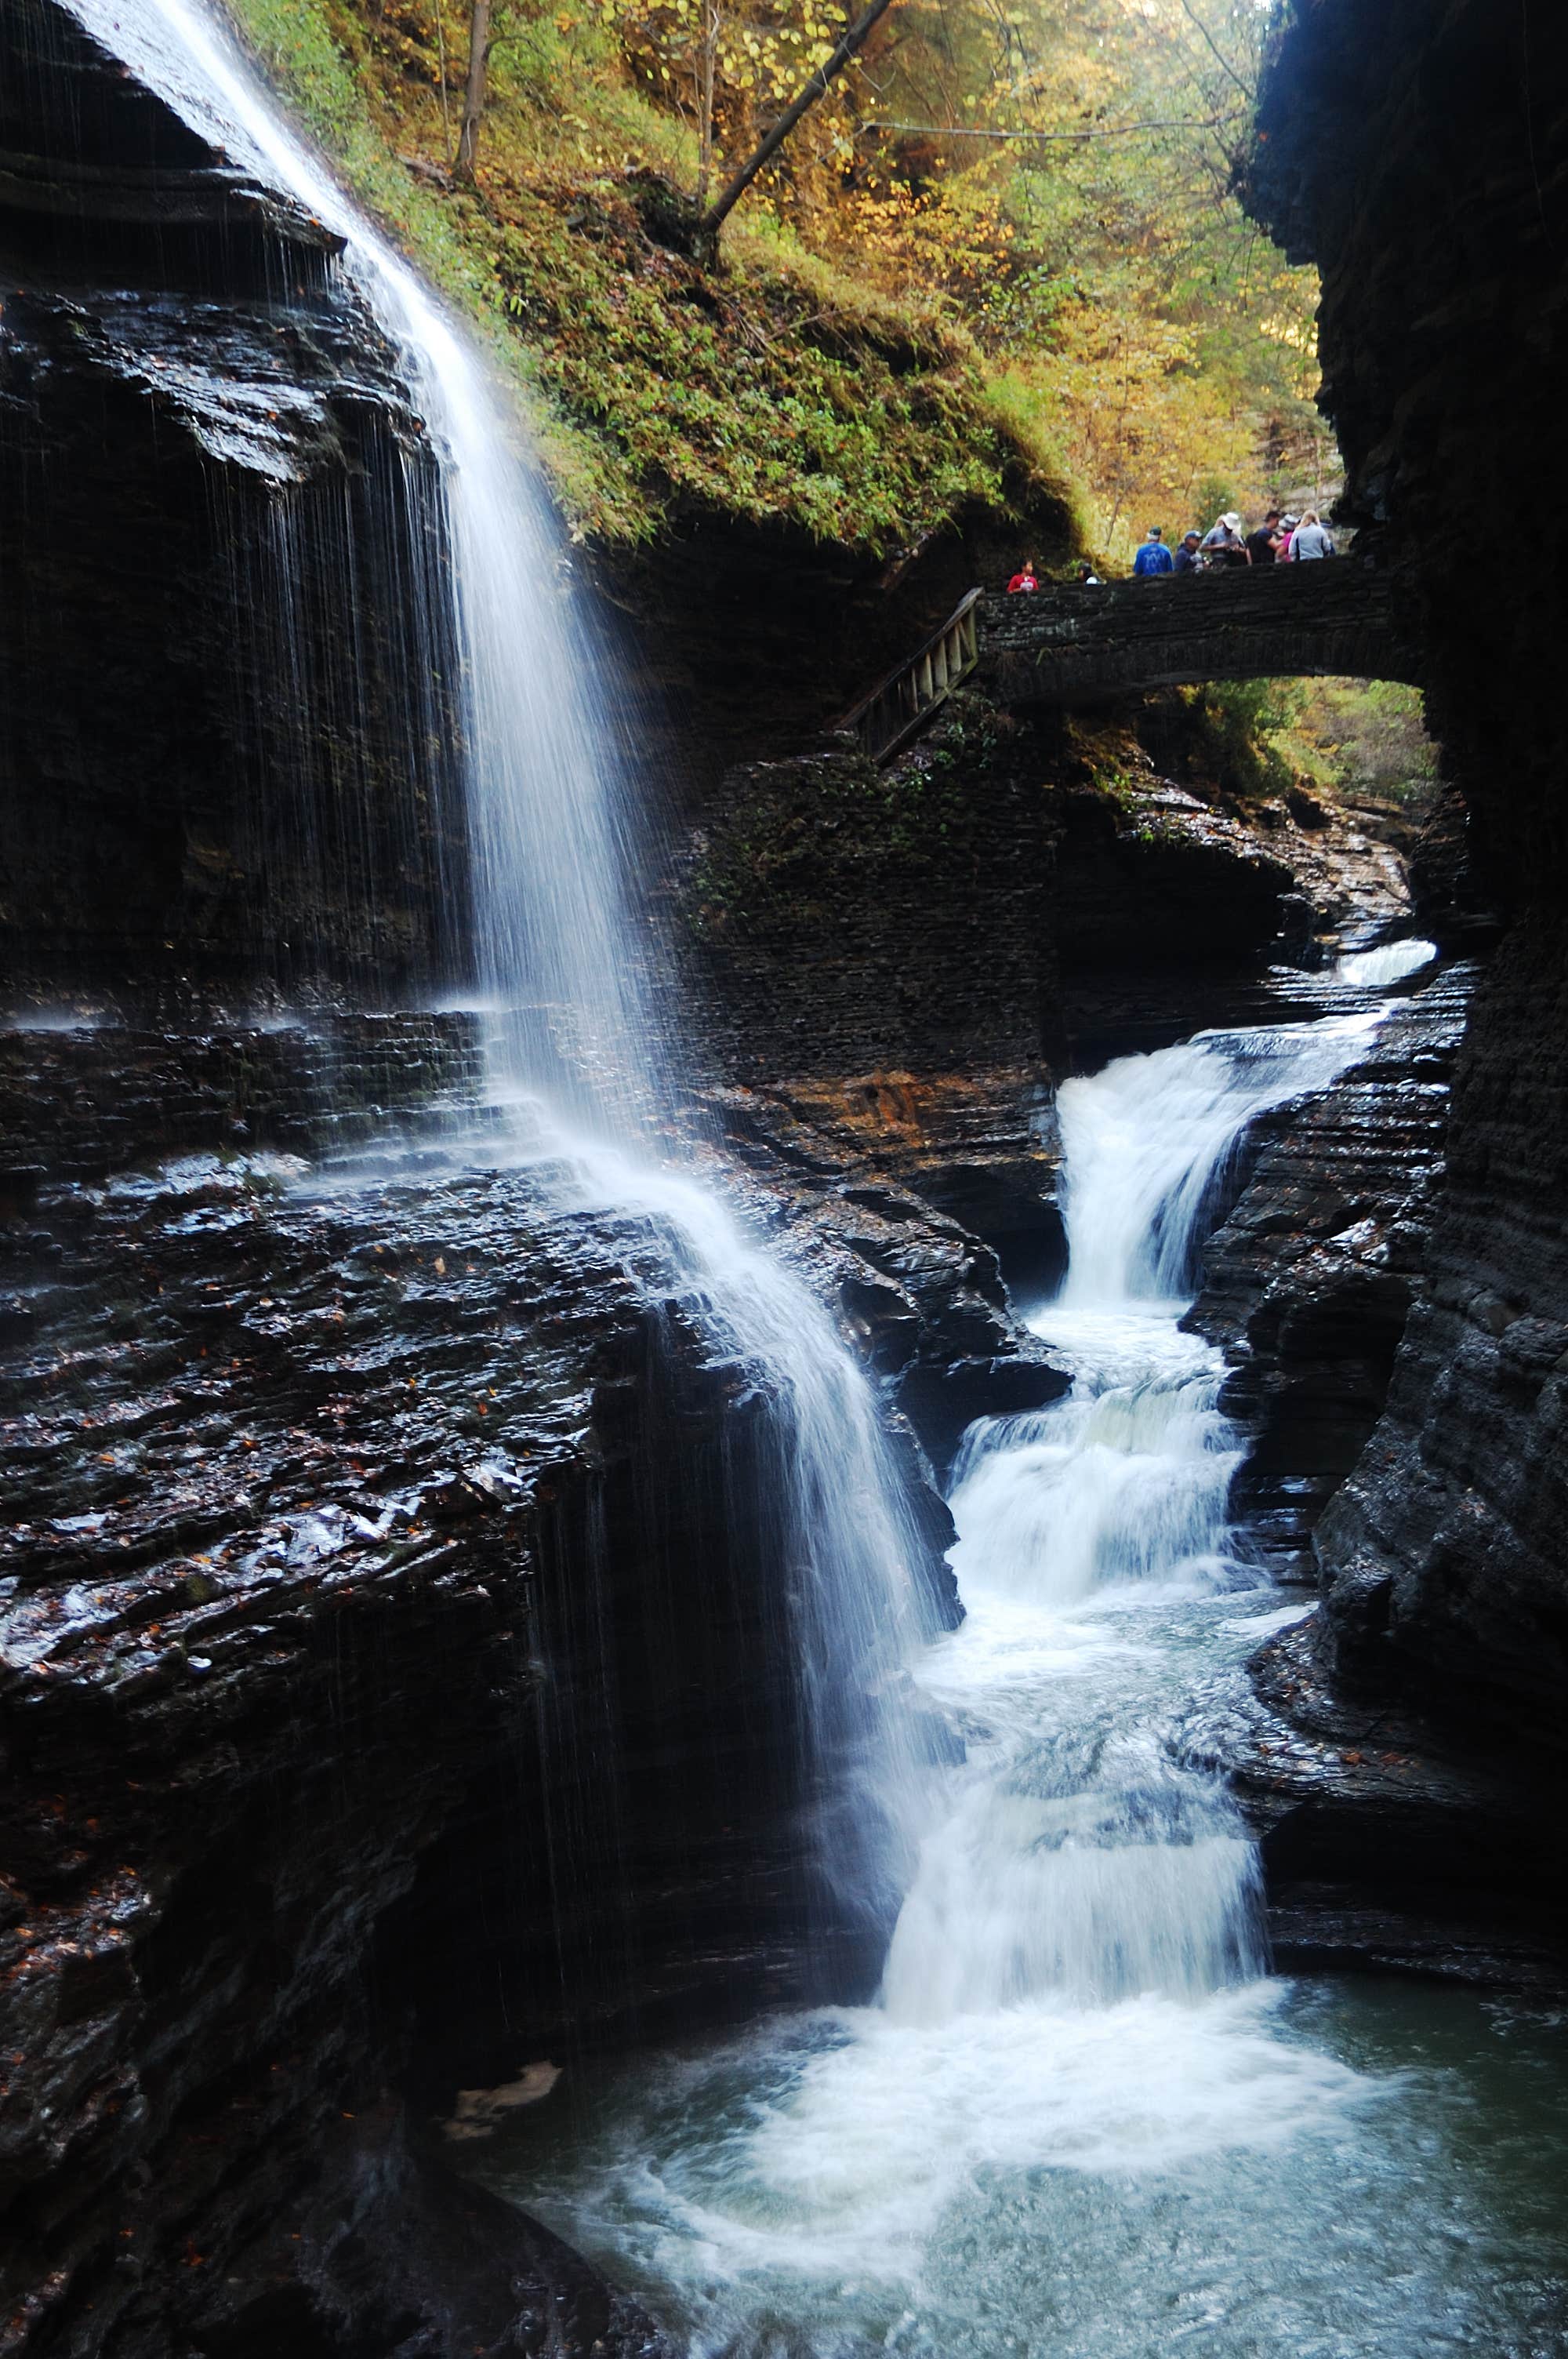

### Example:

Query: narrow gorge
xmin=3 ymin=0 xmax=1566 ymax=2353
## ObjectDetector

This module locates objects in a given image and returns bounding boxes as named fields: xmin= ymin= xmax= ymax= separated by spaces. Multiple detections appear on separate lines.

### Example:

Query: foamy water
xmin=474 ymin=998 xmax=1568 ymax=2357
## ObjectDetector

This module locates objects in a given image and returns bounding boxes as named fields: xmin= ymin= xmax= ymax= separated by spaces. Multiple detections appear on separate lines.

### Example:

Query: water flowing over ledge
xmin=75 ymin=0 xmax=949 ymax=1944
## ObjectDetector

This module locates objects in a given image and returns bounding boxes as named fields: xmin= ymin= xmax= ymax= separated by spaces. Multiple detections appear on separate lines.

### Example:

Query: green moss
xmin=218 ymin=0 xmax=1076 ymax=551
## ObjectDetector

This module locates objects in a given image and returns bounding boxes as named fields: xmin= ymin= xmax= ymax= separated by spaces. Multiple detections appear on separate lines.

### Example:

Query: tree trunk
xmin=456 ymin=0 xmax=492 ymax=178
xmin=695 ymin=0 xmax=719 ymax=207
xmin=697 ymin=0 xmax=897 ymax=237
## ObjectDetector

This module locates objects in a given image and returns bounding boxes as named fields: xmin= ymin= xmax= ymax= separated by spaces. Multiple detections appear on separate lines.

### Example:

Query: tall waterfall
xmin=86 ymin=0 xmax=939 ymax=1935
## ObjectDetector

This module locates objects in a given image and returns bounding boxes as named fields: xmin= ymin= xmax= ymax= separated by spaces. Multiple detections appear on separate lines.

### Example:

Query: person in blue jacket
xmin=1132 ymin=525 xmax=1174 ymax=576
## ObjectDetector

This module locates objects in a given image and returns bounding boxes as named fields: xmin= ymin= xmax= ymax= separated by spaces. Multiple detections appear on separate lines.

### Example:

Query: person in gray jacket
xmin=1290 ymin=511 xmax=1336 ymax=560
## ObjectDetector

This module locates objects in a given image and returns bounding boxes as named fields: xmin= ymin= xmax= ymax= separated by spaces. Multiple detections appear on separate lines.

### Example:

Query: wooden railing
xmin=839 ymin=588 xmax=982 ymax=764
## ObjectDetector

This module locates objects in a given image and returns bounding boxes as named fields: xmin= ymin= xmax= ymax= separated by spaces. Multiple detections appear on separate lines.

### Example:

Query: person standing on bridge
xmin=1200 ymin=512 xmax=1249 ymax=569
xmin=1006 ymin=559 xmax=1039 ymax=593
xmin=1289 ymin=511 xmax=1337 ymax=560
xmin=1133 ymin=525 xmax=1174 ymax=577
xmin=1247 ymin=510 xmax=1284 ymax=565
xmin=1173 ymin=531 xmax=1203 ymax=575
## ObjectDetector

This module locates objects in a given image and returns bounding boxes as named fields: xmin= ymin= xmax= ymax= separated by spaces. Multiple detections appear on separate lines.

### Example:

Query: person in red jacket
xmin=1007 ymin=561 xmax=1039 ymax=593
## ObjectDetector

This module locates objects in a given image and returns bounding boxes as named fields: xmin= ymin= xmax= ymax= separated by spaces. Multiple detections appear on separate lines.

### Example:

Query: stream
xmin=480 ymin=970 xmax=1568 ymax=2358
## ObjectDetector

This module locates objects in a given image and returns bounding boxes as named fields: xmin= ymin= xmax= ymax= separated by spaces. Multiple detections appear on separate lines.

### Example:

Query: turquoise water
xmin=479 ymin=1976 xmax=1568 ymax=2357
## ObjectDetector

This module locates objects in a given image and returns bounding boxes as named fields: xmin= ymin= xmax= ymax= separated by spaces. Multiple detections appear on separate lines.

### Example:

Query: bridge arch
xmin=979 ymin=563 xmax=1421 ymax=709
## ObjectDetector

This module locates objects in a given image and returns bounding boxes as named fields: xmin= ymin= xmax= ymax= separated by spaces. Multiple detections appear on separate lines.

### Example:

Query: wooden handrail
xmin=838 ymin=587 xmax=983 ymax=764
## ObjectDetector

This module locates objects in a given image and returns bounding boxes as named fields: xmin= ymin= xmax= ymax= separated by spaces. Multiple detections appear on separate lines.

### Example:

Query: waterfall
xmin=81 ymin=0 xmax=936 ymax=1942
xmin=480 ymin=1005 xmax=1415 ymax=2347
xmin=880 ymin=1011 xmax=1384 ymax=2023
xmin=1057 ymin=1012 xmax=1383 ymax=1304
xmin=71 ymin=0 xmax=649 ymax=1131
xmin=1335 ymin=935 xmax=1436 ymax=988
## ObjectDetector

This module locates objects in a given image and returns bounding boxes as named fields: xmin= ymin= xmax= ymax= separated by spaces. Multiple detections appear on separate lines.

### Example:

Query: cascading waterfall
xmin=1335 ymin=935 xmax=1436 ymax=988
xmin=880 ymin=1013 xmax=1383 ymax=2027
xmin=80 ymin=0 xmax=937 ymax=1934
xmin=476 ymin=998 xmax=1487 ymax=2356
xmin=1056 ymin=1011 xmax=1384 ymax=1303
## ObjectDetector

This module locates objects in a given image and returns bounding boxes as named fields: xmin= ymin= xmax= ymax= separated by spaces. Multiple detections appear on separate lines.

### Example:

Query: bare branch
xmin=1170 ymin=0 xmax=1257 ymax=102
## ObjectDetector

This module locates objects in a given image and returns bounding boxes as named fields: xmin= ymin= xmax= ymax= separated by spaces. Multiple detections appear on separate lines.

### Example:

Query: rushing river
xmin=480 ymin=972 xmax=1568 ymax=2358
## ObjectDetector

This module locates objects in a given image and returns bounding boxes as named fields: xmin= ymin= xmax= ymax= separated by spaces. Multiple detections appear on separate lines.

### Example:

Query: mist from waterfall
xmin=88 ymin=0 xmax=939 ymax=1940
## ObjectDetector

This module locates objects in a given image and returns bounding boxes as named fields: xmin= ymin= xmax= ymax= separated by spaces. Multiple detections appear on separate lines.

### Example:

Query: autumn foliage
xmin=228 ymin=0 xmax=1326 ymax=562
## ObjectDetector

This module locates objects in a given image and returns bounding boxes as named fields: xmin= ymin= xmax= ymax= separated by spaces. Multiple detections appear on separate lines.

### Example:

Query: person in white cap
xmin=1200 ymin=512 xmax=1249 ymax=569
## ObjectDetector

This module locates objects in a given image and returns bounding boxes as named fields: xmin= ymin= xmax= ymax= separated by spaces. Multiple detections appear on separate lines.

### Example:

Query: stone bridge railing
xmin=978 ymin=561 xmax=1422 ymax=706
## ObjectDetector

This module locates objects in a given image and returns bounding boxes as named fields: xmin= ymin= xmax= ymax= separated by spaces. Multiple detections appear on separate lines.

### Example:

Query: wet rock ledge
xmin=0 ymin=1008 xmax=1058 ymax=2357
xmin=1188 ymin=961 xmax=1473 ymax=1582
xmin=0 ymin=1136 xmax=724 ymax=2357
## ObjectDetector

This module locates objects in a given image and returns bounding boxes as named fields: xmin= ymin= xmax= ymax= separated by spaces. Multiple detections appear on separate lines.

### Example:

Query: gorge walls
xmin=0 ymin=0 xmax=464 ymax=1008
xmin=1246 ymin=0 xmax=1568 ymax=1736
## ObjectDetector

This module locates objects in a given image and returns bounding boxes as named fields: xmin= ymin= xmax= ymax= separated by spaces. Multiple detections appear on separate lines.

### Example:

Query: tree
xmin=697 ymin=0 xmax=899 ymax=235
xmin=456 ymin=0 xmax=492 ymax=175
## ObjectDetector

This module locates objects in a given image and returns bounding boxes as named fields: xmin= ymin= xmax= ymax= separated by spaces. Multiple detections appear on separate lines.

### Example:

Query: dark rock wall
xmin=0 ymin=1014 xmax=485 ymax=1182
xmin=673 ymin=701 xmax=1062 ymax=1089
xmin=0 ymin=1015 xmax=1029 ymax=2354
xmin=1188 ymin=964 xmax=1471 ymax=1580
xmin=0 ymin=0 xmax=465 ymax=1006
xmin=0 ymin=1136 xmax=691 ymax=2355
xmin=1312 ymin=918 xmax=1568 ymax=1730
xmin=2 ymin=1041 xmax=971 ymax=2354
xmin=1246 ymin=0 xmax=1568 ymax=1732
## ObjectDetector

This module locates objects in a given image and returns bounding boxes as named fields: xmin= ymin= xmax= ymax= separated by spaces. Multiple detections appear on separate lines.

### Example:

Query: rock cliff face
xmin=1 ymin=1013 xmax=1025 ymax=2355
xmin=1188 ymin=963 xmax=1471 ymax=1582
xmin=1244 ymin=1 xmax=1568 ymax=1741
xmin=0 ymin=0 xmax=464 ymax=1006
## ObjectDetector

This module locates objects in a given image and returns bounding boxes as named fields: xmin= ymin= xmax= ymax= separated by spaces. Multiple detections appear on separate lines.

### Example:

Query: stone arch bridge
xmin=846 ymin=562 xmax=1423 ymax=761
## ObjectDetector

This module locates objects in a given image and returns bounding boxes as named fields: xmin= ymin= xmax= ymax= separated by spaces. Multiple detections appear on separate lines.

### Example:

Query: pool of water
xmin=479 ymin=1976 xmax=1568 ymax=2357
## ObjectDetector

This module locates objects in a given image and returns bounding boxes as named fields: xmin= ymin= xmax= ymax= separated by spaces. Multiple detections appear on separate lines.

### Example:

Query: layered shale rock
xmin=0 ymin=0 xmax=464 ymax=1005
xmin=0 ymin=1131 xmax=697 ymax=2356
xmin=1244 ymin=2 xmax=1568 ymax=1749
xmin=1188 ymin=962 xmax=1471 ymax=1581
xmin=0 ymin=1011 xmax=1048 ymax=2354
xmin=1310 ymin=921 xmax=1568 ymax=1728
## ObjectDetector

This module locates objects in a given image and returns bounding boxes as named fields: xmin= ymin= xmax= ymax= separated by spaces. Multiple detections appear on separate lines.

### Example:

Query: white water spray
xmin=879 ymin=1011 xmax=1385 ymax=2026
xmin=1057 ymin=1012 xmax=1383 ymax=1303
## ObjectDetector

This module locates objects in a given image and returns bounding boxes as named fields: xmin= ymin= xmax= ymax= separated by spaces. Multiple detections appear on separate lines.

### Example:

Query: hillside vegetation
xmin=227 ymin=0 xmax=1322 ymax=565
